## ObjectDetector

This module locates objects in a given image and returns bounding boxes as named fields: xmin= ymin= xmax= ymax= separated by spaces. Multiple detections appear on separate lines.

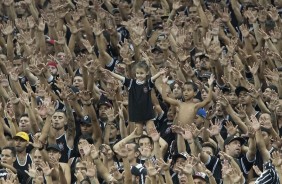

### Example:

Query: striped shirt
xmin=255 ymin=162 xmax=280 ymax=184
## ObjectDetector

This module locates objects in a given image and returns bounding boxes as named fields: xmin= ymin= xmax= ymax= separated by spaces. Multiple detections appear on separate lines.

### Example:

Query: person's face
xmin=225 ymin=140 xmax=242 ymax=157
xmin=75 ymin=162 xmax=87 ymax=174
xmin=135 ymin=67 xmax=147 ymax=81
xmin=178 ymin=172 xmax=188 ymax=184
xmin=201 ymin=88 xmax=208 ymax=100
xmin=274 ymin=0 xmax=282 ymax=7
xmin=275 ymin=105 xmax=282 ymax=116
xmin=6 ymin=136 xmax=14 ymax=147
xmin=57 ymin=52 xmax=66 ymax=63
xmin=14 ymin=138 xmax=28 ymax=153
xmin=33 ymin=150 xmax=43 ymax=166
xmin=46 ymin=44 xmax=55 ymax=55
xmin=48 ymin=65 xmax=57 ymax=75
xmin=259 ymin=113 xmax=271 ymax=125
xmin=194 ymin=178 xmax=207 ymax=184
xmin=139 ymin=138 xmax=153 ymax=151
xmin=73 ymin=76 xmax=84 ymax=90
xmin=172 ymin=83 xmax=183 ymax=99
xmin=167 ymin=106 xmax=176 ymax=121
xmin=13 ymin=60 xmax=23 ymax=75
xmin=19 ymin=116 xmax=31 ymax=132
xmin=48 ymin=150 xmax=61 ymax=161
xmin=194 ymin=59 xmax=201 ymax=70
xmin=109 ymin=124 xmax=118 ymax=139
xmin=15 ymin=1 xmax=26 ymax=15
xmin=1 ymin=149 xmax=15 ymax=166
xmin=194 ymin=115 xmax=204 ymax=128
xmin=51 ymin=112 xmax=67 ymax=130
xmin=113 ymin=12 xmax=122 ymax=25
xmin=215 ymin=102 xmax=224 ymax=117
xmin=189 ymin=6 xmax=198 ymax=19
xmin=183 ymin=84 xmax=195 ymax=101
xmin=262 ymin=88 xmax=272 ymax=102
xmin=227 ymin=92 xmax=238 ymax=106
xmin=78 ymin=139 xmax=89 ymax=156
xmin=174 ymin=157 xmax=185 ymax=169
xmin=238 ymin=91 xmax=252 ymax=105
xmin=202 ymin=146 xmax=214 ymax=156
xmin=99 ymin=105 xmax=109 ymax=120
xmin=200 ymin=57 xmax=211 ymax=70
xmin=80 ymin=123 xmax=93 ymax=135
xmin=152 ymin=51 xmax=165 ymax=64
xmin=126 ymin=143 xmax=139 ymax=162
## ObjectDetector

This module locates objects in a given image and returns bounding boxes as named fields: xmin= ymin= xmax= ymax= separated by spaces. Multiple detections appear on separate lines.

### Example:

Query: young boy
xmin=161 ymin=75 xmax=214 ymax=126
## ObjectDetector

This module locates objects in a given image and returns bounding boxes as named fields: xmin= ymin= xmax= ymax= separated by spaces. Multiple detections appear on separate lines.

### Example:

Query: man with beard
xmin=13 ymin=132 xmax=32 ymax=184
xmin=50 ymin=107 xmax=75 ymax=163
xmin=198 ymin=134 xmax=256 ymax=183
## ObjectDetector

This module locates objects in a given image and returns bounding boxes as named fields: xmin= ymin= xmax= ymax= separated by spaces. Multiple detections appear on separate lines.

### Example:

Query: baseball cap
xmin=172 ymin=152 xmax=189 ymax=163
xmin=224 ymin=135 xmax=246 ymax=146
xmin=98 ymin=100 xmax=112 ymax=108
xmin=80 ymin=115 xmax=91 ymax=125
xmin=46 ymin=144 xmax=61 ymax=152
xmin=193 ymin=172 xmax=209 ymax=183
xmin=235 ymin=86 xmax=249 ymax=96
xmin=14 ymin=132 xmax=29 ymax=142
xmin=197 ymin=108 xmax=207 ymax=119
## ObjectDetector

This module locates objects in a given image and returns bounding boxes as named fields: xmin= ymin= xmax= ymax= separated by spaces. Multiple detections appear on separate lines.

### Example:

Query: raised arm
xmin=195 ymin=74 xmax=214 ymax=109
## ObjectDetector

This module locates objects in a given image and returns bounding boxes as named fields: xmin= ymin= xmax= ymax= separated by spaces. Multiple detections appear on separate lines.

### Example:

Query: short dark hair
xmin=127 ymin=142 xmax=140 ymax=152
xmin=184 ymin=81 xmax=198 ymax=92
xmin=78 ymin=135 xmax=94 ymax=144
xmin=54 ymin=109 xmax=66 ymax=115
xmin=139 ymin=135 xmax=153 ymax=146
xmin=20 ymin=113 xmax=29 ymax=119
xmin=2 ymin=146 xmax=16 ymax=157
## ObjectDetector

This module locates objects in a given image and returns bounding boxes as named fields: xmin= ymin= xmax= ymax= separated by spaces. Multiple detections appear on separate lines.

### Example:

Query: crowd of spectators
xmin=1 ymin=0 xmax=282 ymax=183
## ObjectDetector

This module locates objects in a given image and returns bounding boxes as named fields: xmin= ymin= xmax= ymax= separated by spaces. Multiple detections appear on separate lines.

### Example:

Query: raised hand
xmin=1 ymin=21 xmax=14 ymax=35
xmin=156 ymin=159 xmax=171 ymax=172
xmin=207 ymin=120 xmax=221 ymax=136
xmin=258 ymin=29 xmax=270 ymax=40
xmin=176 ymin=156 xmax=197 ymax=175
xmin=114 ymin=143 xmax=128 ymax=158
xmin=15 ymin=17 xmax=28 ymax=30
xmin=90 ymin=144 xmax=100 ymax=160
xmin=224 ymin=121 xmax=238 ymax=136
xmin=25 ymin=163 xmax=37 ymax=178
xmin=105 ymin=107 xmax=118 ymax=122
xmin=145 ymin=160 xmax=158 ymax=177
xmin=39 ymin=162 xmax=54 ymax=176
xmin=208 ymin=74 xmax=215 ymax=86
xmin=250 ymin=115 xmax=260 ymax=131
xmin=37 ymin=18 xmax=45 ymax=32
xmin=268 ymin=6 xmax=279 ymax=22
xmin=27 ymin=16 xmax=36 ymax=29
xmin=271 ymin=151 xmax=282 ymax=167
xmin=56 ymin=31 xmax=66 ymax=45
xmin=239 ymin=24 xmax=249 ymax=38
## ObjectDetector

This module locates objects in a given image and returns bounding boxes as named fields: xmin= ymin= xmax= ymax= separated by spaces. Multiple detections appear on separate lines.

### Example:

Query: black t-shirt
xmin=206 ymin=154 xmax=255 ymax=182
xmin=123 ymin=78 xmax=155 ymax=122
